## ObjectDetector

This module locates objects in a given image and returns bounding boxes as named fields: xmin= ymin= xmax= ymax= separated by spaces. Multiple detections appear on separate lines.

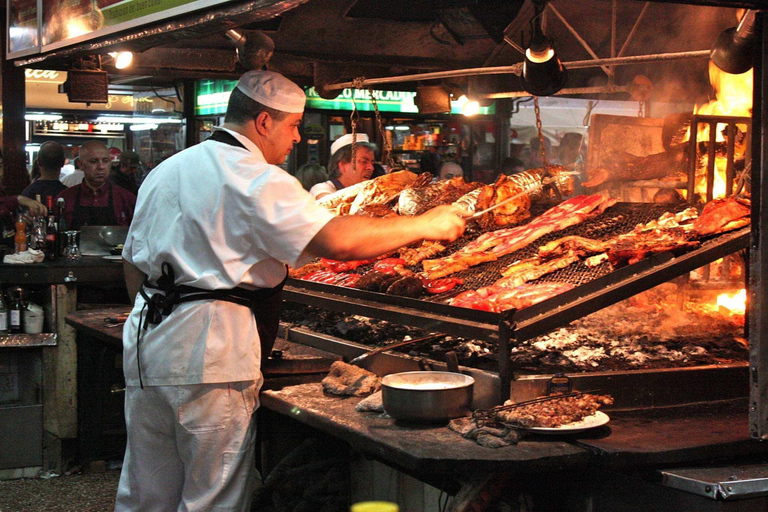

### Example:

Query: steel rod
xmin=325 ymin=50 xmax=711 ymax=91
xmin=483 ymin=85 xmax=630 ymax=99
xmin=548 ymin=3 xmax=612 ymax=77
xmin=618 ymin=3 xmax=650 ymax=58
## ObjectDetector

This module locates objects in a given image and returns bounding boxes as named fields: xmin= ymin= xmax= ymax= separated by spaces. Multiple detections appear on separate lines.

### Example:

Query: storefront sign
xmin=195 ymin=81 xmax=495 ymax=116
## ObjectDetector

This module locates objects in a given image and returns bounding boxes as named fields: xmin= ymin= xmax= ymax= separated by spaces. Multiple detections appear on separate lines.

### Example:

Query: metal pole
xmin=483 ymin=84 xmax=630 ymax=99
xmin=749 ymin=11 xmax=768 ymax=440
xmin=324 ymin=50 xmax=711 ymax=91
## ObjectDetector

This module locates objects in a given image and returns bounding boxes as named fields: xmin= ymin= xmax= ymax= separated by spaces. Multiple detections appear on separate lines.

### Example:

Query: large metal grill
xmin=284 ymin=201 xmax=749 ymax=400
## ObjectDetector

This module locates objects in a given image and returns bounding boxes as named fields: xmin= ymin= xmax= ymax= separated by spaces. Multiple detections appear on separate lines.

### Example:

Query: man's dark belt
xmin=136 ymin=261 xmax=286 ymax=388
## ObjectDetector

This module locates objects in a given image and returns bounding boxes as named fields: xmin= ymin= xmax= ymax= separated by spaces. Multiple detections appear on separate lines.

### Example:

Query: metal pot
xmin=381 ymin=371 xmax=474 ymax=423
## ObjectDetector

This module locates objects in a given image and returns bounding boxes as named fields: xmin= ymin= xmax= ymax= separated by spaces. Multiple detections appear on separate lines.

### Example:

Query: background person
xmin=309 ymin=133 xmax=376 ymax=199
xmin=117 ymin=70 xmax=465 ymax=511
xmin=109 ymin=150 xmax=141 ymax=196
xmin=22 ymin=141 xmax=67 ymax=202
xmin=294 ymin=162 xmax=328 ymax=191
xmin=56 ymin=140 xmax=136 ymax=229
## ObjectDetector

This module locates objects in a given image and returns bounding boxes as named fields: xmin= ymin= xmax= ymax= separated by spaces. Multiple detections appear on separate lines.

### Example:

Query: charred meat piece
xmin=385 ymin=276 xmax=424 ymax=298
xmin=538 ymin=236 xmax=612 ymax=259
xmin=692 ymin=195 xmax=751 ymax=237
xmin=356 ymin=271 xmax=399 ymax=293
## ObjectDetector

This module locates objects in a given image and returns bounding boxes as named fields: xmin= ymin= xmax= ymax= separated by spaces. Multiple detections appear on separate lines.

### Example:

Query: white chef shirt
xmin=122 ymin=128 xmax=335 ymax=387
xmin=309 ymin=180 xmax=338 ymax=199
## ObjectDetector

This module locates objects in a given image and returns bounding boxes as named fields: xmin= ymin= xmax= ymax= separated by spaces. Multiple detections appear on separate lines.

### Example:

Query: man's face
xmin=339 ymin=147 xmax=375 ymax=184
xmin=120 ymin=163 xmax=137 ymax=176
xmin=80 ymin=146 xmax=111 ymax=188
xmin=262 ymin=112 xmax=303 ymax=165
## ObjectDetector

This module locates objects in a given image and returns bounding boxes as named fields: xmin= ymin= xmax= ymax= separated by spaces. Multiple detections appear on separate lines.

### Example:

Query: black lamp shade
xmin=710 ymin=27 xmax=754 ymax=75
xmin=522 ymin=51 xmax=568 ymax=96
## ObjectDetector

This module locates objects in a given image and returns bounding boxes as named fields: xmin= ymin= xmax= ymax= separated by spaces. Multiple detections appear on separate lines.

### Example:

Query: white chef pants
xmin=115 ymin=381 xmax=260 ymax=512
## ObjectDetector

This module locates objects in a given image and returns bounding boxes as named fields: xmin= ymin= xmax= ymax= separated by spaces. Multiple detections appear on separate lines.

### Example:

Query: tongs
xmin=348 ymin=333 xmax=447 ymax=367
xmin=464 ymin=171 xmax=579 ymax=221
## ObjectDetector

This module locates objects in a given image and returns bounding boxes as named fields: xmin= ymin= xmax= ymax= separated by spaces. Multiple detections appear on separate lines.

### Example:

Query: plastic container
xmin=23 ymin=303 xmax=45 ymax=334
xmin=350 ymin=502 xmax=399 ymax=512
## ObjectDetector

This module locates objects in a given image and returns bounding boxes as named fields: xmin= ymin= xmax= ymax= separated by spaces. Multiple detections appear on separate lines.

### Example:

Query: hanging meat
xmin=582 ymin=145 xmax=688 ymax=188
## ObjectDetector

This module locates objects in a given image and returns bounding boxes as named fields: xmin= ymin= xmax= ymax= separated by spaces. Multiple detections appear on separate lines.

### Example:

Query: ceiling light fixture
xmin=521 ymin=0 xmax=567 ymax=96
xmin=96 ymin=116 xmax=181 ymax=124
xmin=25 ymin=113 xmax=63 ymax=121
xmin=108 ymin=51 xmax=133 ymax=69
xmin=710 ymin=10 xmax=757 ymax=75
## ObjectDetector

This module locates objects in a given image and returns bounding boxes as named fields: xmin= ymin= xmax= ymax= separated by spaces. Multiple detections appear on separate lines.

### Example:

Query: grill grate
xmin=423 ymin=202 xmax=688 ymax=300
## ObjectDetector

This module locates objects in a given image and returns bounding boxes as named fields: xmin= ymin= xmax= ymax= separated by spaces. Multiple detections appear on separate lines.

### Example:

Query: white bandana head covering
xmin=235 ymin=70 xmax=306 ymax=113
xmin=330 ymin=133 xmax=370 ymax=157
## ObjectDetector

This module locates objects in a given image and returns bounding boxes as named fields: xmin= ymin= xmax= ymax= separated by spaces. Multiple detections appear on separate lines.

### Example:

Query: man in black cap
xmin=109 ymin=150 xmax=140 ymax=195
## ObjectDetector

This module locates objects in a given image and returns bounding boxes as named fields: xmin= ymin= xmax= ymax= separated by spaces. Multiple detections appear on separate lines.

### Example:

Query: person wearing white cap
xmin=117 ymin=69 xmax=467 ymax=511
xmin=309 ymin=132 xmax=376 ymax=199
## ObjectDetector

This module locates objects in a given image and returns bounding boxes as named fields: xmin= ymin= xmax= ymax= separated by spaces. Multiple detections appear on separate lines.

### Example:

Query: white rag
xmin=3 ymin=249 xmax=45 ymax=264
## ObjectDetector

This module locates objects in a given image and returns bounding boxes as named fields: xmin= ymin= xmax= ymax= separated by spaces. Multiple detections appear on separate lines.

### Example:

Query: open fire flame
xmin=716 ymin=288 xmax=746 ymax=315
xmin=690 ymin=62 xmax=753 ymax=199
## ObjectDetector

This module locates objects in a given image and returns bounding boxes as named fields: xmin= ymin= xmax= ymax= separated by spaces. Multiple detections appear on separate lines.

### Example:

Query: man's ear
xmin=254 ymin=111 xmax=272 ymax=136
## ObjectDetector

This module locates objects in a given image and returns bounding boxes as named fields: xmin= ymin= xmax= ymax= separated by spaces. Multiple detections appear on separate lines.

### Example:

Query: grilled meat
xmin=397 ymin=177 xmax=480 ymax=216
xmin=496 ymin=393 xmax=614 ymax=428
xmin=422 ymin=195 xmax=615 ymax=279
xmin=692 ymin=195 xmax=751 ymax=237
xmin=356 ymin=271 xmax=399 ymax=293
xmin=385 ymin=276 xmax=424 ymax=298
xmin=497 ymin=253 xmax=581 ymax=288
xmin=349 ymin=170 xmax=423 ymax=215
xmin=538 ymin=236 xmax=612 ymax=259
xmin=398 ymin=240 xmax=447 ymax=266
xmin=450 ymin=282 xmax=574 ymax=313
xmin=317 ymin=181 xmax=367 ymax=214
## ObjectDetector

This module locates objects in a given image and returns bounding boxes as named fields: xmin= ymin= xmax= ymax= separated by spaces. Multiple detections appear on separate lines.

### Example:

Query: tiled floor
xmin=0 ymin=470 xmax=120 ymax=512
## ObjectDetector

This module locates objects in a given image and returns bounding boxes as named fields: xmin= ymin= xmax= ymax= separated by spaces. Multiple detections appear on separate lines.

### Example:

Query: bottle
xmin=45 ymin=196 xmax=58 ymax=260
xmin=9 ymin=287 xmax=23 ymax=334
xmin=14 ymin=211 xmax=27 ymax=253
xmin=32 ymin=195 xmax=46 ymax=251
xmin=0 ymin=290 xmax=9 ymax=335
xmin=57 ymin=198 xmax=67 ymax=257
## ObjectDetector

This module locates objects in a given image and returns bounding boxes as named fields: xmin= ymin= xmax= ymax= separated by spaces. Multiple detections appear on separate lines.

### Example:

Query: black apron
xmin=71 ymin=183 xmax=117 ymax=229
xmin=135 ymin=130 xmax=286 ymax=388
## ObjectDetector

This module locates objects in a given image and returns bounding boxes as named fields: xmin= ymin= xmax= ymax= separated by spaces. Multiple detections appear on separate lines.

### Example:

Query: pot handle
xmin=445 ymin=351 xmax=459 ymax=373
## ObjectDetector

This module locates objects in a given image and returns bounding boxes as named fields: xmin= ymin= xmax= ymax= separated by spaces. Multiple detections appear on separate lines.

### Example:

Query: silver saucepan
xmin=381 ymin=371 xmax=474 ymax=423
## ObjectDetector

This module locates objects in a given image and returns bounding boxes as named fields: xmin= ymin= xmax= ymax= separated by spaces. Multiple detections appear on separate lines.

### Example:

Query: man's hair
xmin=224 ymin=87 xmax=290 ymax=125
xmin=328 ymin=142 xmax=377 ymax=179
xmin=37 ymin=141 xmax=65 ymax=171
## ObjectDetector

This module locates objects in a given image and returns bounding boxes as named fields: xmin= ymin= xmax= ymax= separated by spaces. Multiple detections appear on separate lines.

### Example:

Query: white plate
xmin=103 ymin=255 xmax=122 ymax=261
xmin=524 ymin=411 xmax=610 ymax=434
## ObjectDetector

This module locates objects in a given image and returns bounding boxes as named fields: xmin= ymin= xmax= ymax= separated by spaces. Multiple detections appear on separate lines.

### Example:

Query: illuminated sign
xmin=195 ymin=81 xmax=495 ymax=116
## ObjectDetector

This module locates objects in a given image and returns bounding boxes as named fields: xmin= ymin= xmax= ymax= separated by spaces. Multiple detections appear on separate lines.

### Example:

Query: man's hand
xmin=17 ymin=195 xmax=47 ymax=217
xmin=416 ymin=205 xmax=468 ymax=243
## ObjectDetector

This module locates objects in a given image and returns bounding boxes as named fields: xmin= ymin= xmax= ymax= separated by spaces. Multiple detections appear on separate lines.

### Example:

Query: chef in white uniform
xmin=309 ymin=133 xmax=376 ymax=200
xmin=117 ymin=70 xmax=466 ymax=511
